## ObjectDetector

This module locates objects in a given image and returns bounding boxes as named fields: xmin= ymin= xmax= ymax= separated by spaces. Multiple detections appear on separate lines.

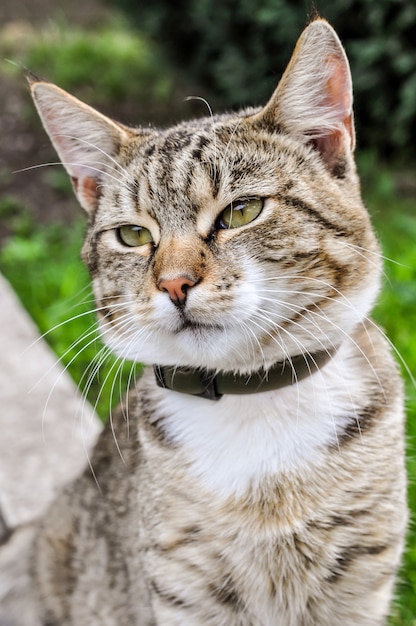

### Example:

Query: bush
xmin=111 ymin=0 xmax=416 ymax=160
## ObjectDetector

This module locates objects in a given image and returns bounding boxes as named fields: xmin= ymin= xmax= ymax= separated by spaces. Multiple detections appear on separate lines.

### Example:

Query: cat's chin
xmin=104 ymin=322 xmax=263 ymax=372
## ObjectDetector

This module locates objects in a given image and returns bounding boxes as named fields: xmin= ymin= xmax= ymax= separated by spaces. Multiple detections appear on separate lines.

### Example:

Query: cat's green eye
xmin=118 ymin=225 xmax=154 ymax=247
xmin=218 ymin=198 xmax=263 ymax=230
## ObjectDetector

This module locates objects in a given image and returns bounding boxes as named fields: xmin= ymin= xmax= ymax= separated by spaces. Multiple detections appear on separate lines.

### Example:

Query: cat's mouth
xmin=166 ymin=307 xmax=227 ymax=334
xmin=175 ymin=318 xmax=224 ymax=334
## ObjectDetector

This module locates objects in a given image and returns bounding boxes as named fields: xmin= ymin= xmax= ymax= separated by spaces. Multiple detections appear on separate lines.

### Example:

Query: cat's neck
xmin=144 ymin=325 xmax=378 ymax=500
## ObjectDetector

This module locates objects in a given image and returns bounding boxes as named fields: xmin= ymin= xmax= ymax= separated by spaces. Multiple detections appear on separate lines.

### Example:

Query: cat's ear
xmin=29 ymin=79 xmax=132 ymax=213
xmin=257 ymin=19 xmax=355 ymax=173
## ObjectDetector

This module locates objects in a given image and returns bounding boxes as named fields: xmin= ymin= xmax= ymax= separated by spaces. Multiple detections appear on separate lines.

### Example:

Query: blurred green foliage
xmin=16 ymin=19 xmax=172 ymax=122
xmin=111 ymin=0 xmax=416 ymax=160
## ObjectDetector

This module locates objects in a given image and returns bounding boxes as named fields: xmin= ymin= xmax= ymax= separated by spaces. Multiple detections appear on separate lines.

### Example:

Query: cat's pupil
xmin=218 ymin=197 xmax=263 ymax=230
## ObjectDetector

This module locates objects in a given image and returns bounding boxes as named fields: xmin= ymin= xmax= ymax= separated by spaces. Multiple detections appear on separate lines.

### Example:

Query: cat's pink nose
xmin=158 ymin=276 xmax=196 ymax=305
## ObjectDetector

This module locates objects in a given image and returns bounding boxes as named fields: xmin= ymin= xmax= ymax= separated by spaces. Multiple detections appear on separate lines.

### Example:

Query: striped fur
xmin=11 ymin=18 xmax=407 ymax=625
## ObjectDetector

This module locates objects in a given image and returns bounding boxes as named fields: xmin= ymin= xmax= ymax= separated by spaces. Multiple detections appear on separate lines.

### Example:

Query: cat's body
xmin=1 ymin=19 xmax=407 ymax=625
xmin=34 ymin=327 xmax=405 ymax=626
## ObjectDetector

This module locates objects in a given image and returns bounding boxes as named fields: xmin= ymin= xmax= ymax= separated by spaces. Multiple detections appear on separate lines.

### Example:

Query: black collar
xmin=154 ymin=348 xmax=335 ymax=401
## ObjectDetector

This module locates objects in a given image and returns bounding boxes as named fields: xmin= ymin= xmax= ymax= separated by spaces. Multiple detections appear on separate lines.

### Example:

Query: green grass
xmin=0 ymin=202 xmax=133 ymax=417
xmin=360 ymin=157 xmax=416 ymax=624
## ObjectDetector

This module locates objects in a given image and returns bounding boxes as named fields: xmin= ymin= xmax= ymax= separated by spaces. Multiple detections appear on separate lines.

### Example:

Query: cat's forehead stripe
xmin=130 ymin=124 xmax=229 ymax=222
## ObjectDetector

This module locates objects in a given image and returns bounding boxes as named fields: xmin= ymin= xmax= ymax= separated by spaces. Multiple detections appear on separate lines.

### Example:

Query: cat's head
xmin=29 ymin=19 xmax=380 ymax=374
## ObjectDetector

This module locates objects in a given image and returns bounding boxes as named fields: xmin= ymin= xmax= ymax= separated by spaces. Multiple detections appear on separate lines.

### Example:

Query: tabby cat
xmin=8 ymin=18 xmax=410 ymax=626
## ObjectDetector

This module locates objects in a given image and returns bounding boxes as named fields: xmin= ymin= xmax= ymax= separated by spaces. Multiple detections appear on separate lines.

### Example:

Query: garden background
xmin=0 ymin=0 xmax=415 ymax=622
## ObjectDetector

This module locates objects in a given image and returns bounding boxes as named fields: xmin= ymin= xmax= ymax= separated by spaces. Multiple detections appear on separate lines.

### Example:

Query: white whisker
xmin=28 ymin=303 xmax=134 ymax=392
xmin=263 ymin=273 xmax=407 ymax=390
xmin=58 ymin=134 xmax=136 ymax=191
xmin=339 ymin=240 xmax=408 ymax=268
xmin=14 ymin=161 xmax=129 ymax=188
xmin=256 ymin=292 xmax=386 ymax=401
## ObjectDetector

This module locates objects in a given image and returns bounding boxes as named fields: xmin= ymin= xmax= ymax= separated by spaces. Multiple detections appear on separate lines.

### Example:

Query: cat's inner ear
xmin=257 ymin=19 xmax=355 ymax=173
xmin=29 ymin=81 xmax=132 ymax=213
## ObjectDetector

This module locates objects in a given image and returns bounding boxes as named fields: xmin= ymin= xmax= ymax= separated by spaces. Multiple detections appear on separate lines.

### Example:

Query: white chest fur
xmin=151 ymin=342 xmax=368 ymax=499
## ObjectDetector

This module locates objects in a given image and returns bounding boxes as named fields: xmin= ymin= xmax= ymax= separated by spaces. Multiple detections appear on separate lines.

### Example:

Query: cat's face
xmin=30 ymin=19 xmax=380 ymax=373
xmin=85 ymin=118 xmax=379 ymax=372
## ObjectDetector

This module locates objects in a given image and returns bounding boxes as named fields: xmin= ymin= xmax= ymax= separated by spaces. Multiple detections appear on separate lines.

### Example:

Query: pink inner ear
xmin=71 ymin=176 xmax=79 ymax=192
xmin=324 ymin=54 xmax=354 ymax=149
xmin=312 ymin=132 xmax=346 ymax=173
xmin=310 ymin=53 xmax=355 ymax=172
xmin=72 ymin=175 xmax=100 ymax=211
xmin=82 ymin=176 xmax=100 ymax=208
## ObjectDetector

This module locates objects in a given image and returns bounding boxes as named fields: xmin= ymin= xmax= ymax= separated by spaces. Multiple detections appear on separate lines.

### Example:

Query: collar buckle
xmin=153 ymin=365 xmax=222 ymax=401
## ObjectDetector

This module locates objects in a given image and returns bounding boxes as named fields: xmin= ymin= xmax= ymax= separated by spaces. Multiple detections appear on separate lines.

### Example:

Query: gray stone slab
xmin=0 ymin=273 xmax=101 ymax=529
